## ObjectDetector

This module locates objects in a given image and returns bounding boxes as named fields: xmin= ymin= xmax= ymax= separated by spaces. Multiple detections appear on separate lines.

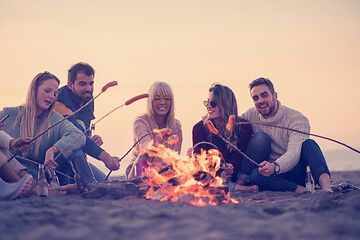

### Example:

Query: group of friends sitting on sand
xmin=0 ymin=62 xmax=333 ymax=200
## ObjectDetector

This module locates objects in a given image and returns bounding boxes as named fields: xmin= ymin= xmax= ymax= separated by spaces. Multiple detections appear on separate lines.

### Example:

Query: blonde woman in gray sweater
xmin=0 ymin=71 xmax=96 ymax=191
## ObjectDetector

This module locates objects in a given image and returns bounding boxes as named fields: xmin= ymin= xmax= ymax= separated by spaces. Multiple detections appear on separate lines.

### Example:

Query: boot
xmin=70 ymin=156 xmax=97 ymax=193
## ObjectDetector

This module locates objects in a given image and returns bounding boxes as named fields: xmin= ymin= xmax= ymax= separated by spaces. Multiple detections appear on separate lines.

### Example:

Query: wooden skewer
xmin=47 ymin=93 xmax=149 ymax=181
xmin=30 ymin=81 xmax=118 ymax=143
xmin=205 ymin=121 xmax=259 ymax=167
xmin=7 ymin=81 xmax=119 ymax=164
xmin=235 ymin=122 xmax=360 ymax=155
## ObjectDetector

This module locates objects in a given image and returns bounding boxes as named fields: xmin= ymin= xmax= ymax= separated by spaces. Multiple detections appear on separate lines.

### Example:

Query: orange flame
xmin=153 ymin=128 xmax=172 ymax=138
xmin=140 ymin=142 xmax=239 ymax=206
xmin=167 ymin=135 xmax=179 ymax=145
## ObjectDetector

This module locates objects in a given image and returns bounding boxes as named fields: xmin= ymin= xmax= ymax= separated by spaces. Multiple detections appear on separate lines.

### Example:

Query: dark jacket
xmin=55 ymin=85 xmax=103 ymax=159
xmin=56 ymin=85 xmax=95 ymax=132
xmin=192 ymin=118 xmax=253 ymax=182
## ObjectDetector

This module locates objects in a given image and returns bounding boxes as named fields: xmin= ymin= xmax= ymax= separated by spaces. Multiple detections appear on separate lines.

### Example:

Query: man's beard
xmin=74 ymin=91 xmax=93 ymax=102
xmin=81 ymin=93 xmax=93 ymax=102
xmin=260 ymin=104 xmax=275 ymax=117
xmin=259 ymin=98 xmax=276 ymax=118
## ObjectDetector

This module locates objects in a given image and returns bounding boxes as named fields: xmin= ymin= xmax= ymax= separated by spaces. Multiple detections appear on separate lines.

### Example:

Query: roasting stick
xmin=15 ymin=82 xmax=118 ymax=196
xmin=51 ymin=94 xmax=149 ymax=178
xmin=32 ymin=81 xmax=118 ymax=143
xmin=193 ymin=141 xmax=219 ymax=152
xmin=105 ymin=128 xmax=173 ymax=181
xmin=13 ymin=155 xmax=75 ymax=196
xmin=122 ymin=131 xmax=179 ymax=181
xmin=106 ymin=131 xmax=157 ymax=181
xmin=205 ymin=120 xmax=260 ymax=167
xmin=7 ymin=81 xmax=118 ymax=164
xmin=234 ymin=121 xmax=360 ymax=155
xmin=226 ymin=113 xmax=360 ymax=157
xmin=15 ymin=155 xmax=75 ymax=181
xmin=91 ymin=93 xmax=149 ymax=124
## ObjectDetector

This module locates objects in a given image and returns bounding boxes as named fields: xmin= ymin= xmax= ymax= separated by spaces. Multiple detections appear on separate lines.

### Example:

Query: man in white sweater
xmin=242 ymin=78 xmax=332 ymax=193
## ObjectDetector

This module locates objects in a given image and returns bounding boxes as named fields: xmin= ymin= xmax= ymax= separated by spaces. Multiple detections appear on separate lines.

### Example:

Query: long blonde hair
xmin=16 ymin=71 xmax=60 ymax=158
xmin=146 ymin=81 xmax=177 ymax=131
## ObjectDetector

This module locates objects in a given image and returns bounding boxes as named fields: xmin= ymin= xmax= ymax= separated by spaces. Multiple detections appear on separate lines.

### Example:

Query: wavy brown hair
xmin=204 ymin=83 xmax=244 ymax=149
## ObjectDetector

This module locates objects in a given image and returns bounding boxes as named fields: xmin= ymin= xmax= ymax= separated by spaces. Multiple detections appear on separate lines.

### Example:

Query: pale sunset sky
xmin=1 ymin=0 xmax=359 ymax=175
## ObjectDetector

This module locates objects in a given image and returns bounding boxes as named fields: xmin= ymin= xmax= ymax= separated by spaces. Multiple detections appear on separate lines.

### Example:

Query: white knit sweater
xmin=242 ymin=101 xmax=310 ymax=173
xmin=0 ymin=130 xmax=27 ymax=173
xmin=0 ymin=130 xmax=14 ymax=167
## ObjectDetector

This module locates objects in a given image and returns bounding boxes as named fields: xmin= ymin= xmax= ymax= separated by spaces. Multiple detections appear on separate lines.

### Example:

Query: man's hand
xmin=99 ymin=151 xmax=120 ymax=171
xmin=0 ymin=122 xmax=4 ymax=128
xmin=259 ymin=161 xmax=276 ymax=176
xmin=10 ymin=137 xmax=33 ymax=153
xmin=92 ymin=135 xmax=103 ymax=146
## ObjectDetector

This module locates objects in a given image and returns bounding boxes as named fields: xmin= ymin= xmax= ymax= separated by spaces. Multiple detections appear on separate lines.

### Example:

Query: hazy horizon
xmin=1 ymin=0 xmax=359 ymax=176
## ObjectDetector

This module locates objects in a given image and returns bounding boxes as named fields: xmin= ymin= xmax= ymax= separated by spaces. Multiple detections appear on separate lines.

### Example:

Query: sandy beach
xmin=1 ymin=171 xmax=359 ymax=240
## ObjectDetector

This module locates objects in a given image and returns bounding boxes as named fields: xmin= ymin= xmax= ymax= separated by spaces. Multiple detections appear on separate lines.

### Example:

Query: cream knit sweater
xmin=0 ymin=131 xmax=27 ymax=173
xmin=242 ymin=101 xmax=310 ymax=173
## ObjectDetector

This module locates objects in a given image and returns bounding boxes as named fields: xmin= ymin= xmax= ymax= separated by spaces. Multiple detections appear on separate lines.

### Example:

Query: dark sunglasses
xmin=203 ymin=100 xmax=217 ymax=108
xmin=153 ymin=96 xmax=171 ymax=105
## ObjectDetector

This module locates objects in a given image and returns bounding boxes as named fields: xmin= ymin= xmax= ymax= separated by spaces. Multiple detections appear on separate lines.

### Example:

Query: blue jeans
xmin=250 ymin=139 xmax=331 ymax=192
xmin=89 ymin=163 xmax=106 ymax=182
xmin=27 ymin=149 xmax=106 ymax=185
xmin=57 ymin=150 xmax=107 ymax=185
xmin=238 ymin=132 xmax=272 ymax=182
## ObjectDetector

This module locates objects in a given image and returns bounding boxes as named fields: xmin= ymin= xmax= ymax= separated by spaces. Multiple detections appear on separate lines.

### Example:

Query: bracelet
xmin=9 ymin=139 xmax=14 ymax=151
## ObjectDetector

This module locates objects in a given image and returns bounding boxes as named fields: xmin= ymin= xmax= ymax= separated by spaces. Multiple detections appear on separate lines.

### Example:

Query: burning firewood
xmin=97 ymin=136 xmax=239 ymax=205
xmin=193 ymin=171 xmax=215 ymax=186
xmin=219 ymin=162 xmax=234 ymax=183
xmin=147 ymin=188 xmax=167 ymax=201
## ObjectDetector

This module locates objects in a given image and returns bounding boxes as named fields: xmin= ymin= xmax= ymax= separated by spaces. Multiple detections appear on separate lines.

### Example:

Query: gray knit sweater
xmin=0 ymin=106 xmax=86 ymax=165
xmin=241 ymin=101 xmax=310 ymax=173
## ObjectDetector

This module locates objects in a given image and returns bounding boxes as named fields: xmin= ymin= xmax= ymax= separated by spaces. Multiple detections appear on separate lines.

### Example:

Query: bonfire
xmin=85 ymin=130 xmax=239 ymax=207
xmin=141 ymin=143 xmax=238 ymax=206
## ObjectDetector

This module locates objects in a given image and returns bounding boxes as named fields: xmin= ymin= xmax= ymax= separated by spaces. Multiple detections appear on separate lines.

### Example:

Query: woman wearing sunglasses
xmin=192 ymin=83 xmax=265 ymax=193
xmin=0 ymin=71 xmax=97 ymax=194
xmin=126 ymin=81 xmax=183 ymax=178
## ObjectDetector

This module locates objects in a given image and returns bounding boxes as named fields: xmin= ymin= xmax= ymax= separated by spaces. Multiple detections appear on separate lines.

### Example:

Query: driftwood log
xmin=83 ymin=171 xmax=230 ymax=204
xmin=83 ymin=180 xmax=148 ymax=199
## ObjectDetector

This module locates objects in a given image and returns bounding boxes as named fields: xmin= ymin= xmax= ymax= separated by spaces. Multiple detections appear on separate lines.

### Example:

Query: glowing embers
xmin=141 ymin=144 xmax=238 ymax=206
